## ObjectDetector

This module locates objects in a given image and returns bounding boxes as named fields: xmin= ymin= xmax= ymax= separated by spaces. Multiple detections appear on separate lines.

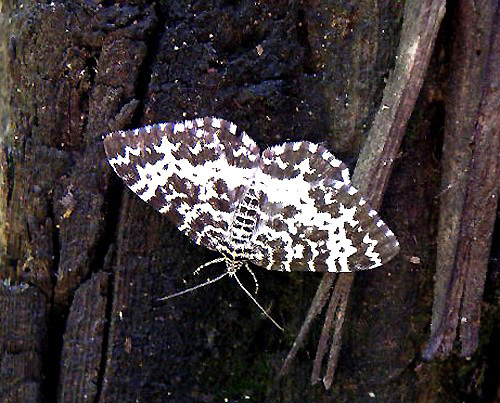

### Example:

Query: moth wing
xmin=104 ymin=117 xmax=260 ymax=252
xmin=249 ymin=142 xmax=399 ymax=272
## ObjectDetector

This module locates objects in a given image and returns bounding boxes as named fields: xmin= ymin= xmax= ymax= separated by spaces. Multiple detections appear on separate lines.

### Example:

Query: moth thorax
xmin=228 ymin=188 xmax=260 ymax=258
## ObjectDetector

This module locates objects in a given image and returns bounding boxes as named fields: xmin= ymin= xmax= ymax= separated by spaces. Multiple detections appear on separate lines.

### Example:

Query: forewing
xmin=250 ymin=141 xmax=399 ymax=272
xmin=103 ymin=117 xmax=260 ymax=251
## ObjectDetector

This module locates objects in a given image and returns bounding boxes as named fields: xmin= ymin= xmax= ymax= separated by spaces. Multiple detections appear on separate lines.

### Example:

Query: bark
xmin=0 ymin=1 xmax=498 ymax=402
xmin=423 ymin=0 xmax=500 ymax=360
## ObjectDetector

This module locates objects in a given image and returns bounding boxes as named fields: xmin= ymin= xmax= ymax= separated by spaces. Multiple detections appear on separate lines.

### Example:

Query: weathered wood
xmin=423 ymin=0 xmax=500 ymax=359
xmin=0 ymin=286 xmax=46 ymax=402
xmin=58 ymin=272 xmax=110 ymax=402
xmin=1 ymin=1 xmax=498 ymax=402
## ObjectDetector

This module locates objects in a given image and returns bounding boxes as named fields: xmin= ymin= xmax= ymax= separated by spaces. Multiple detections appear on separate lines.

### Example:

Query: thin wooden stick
xmin=279 ymin=0 xmax=446 ymax=387
xmin=311 ymin=276 xmax=344 ymax=384
xmin=323 ymin=276 xmax=353 ymax=389
xmin=279 ymin=274 xmax=335 ymax=377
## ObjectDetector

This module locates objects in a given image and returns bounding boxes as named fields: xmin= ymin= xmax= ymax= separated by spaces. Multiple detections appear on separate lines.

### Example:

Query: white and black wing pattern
xmin=250 ymin=141 xmax=400 ymax=272
xmin=103 ymin=117 xmax=260 ymax=252
xmin=103 ymin=117 xmax=400 ymax=273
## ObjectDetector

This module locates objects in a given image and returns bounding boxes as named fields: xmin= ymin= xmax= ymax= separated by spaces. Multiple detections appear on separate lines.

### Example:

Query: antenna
xmin=157 ymin=257 xmax=285 ymax=332
xmin=158 ymin=257 xmax=227 ymax=301
xmin=158 ymin=271 xmax=229 ymax=301
xmin=233 ymin=273 xmax=284 ymax=332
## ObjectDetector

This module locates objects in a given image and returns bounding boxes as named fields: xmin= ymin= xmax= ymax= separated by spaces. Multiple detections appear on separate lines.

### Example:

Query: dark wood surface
xmin=1 ymin=1 xmax=498 ymax=402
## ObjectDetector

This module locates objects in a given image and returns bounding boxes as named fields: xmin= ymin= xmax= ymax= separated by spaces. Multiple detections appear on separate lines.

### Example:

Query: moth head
xmin=226 ymin=259 xmax=245 ymax=276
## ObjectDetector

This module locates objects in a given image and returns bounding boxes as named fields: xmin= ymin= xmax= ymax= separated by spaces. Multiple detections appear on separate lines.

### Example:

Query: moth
xmin=103 ymin=117 xmax=400 ymax=329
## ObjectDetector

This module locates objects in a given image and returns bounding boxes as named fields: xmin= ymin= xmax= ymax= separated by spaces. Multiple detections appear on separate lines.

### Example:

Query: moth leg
xmin=193 ymin=257 xmax=226 ymax=276
xmin=244 ymin=261 xmax=259 ymax=294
